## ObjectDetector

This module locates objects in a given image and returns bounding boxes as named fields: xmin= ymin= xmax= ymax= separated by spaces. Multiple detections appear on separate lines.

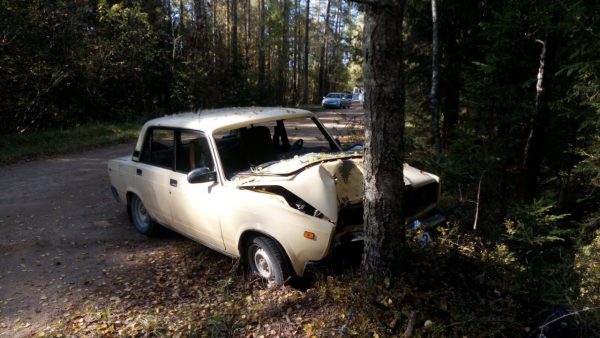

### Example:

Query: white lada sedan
xmin=108 ymin=107 xmax=442 ymax=285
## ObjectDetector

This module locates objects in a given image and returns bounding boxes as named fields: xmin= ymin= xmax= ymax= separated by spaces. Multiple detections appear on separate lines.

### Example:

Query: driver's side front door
xmin=168 ymin=130 xmax=225 ymax=251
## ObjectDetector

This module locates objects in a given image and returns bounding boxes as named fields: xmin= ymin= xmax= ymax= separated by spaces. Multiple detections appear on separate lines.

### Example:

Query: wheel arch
xmin=125 ymin=191 xmax=135 ymax=222
xmin=238 ymin=230 xmax=298 ymax=277
xmin=125 ymin=189 xmax=143 ymax=223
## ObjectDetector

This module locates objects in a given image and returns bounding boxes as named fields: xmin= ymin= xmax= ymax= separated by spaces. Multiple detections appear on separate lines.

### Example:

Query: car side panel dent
xmin=242 ymin=162 xmax=341 ymax=222
xmin=219 ymin=190 xmax=334 ymax=276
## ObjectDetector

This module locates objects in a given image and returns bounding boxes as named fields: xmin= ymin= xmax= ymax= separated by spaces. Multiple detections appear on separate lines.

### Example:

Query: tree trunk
xmin=330 ymin=0 xmax=342 ymax=91
xmin=360 ymin=0 xmax=407 ymax=275
xmin=231 ymin=0 xmax=239 ymax=75
xmin=278 ymin=0 xmax=290 ymax=104
xmin=292 ymin=0 xmax=300 ymax=104
xmin=442 ymin=25 xmax=459 ymax=148
xmin=318 ymin=0 xmax=331 ymax=100
xmin=302 ymin=0 xmax=310 ymax=104
xmin=179 ymin=0 xmax=186 ymax=34
xmin=245 ymin=0 xmax=251 ymax=63
xmin=258 ymin=0 xmax=266 ymax=103
xmin=430 ymin=0 xmax=441 ymax=154
xmin=523 ymin=32 xmax=555 ymax=200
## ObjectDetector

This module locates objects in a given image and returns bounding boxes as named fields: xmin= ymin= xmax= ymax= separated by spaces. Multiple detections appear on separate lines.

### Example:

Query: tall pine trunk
xmin=258 ymin=0 xmax=266 ymax=103
xmin=278 ymin=0 xmax=290 ymax=105
xmin=292 ymin=0 xmax=300 ymax=104
xmin=231 ymin=0 xmax=239 ymax=77
xmin=302 ymin=0 xmax=310 ymax=104
xmin=430 ymin=0 xmax=441 ymax=154
xmin=442 ymin=26 xmax=459 ymax=148
xmin=318 ymin=0 xmax=331 ymax=100
xmin=361 ymin=0 xmax=407 ymax=275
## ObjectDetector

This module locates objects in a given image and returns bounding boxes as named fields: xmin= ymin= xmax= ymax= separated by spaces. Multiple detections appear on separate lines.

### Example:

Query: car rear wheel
xmin=130 ymin=194 xmax=159 ymax=235
xmin=247 ymin=236 xmax=291 ymax=286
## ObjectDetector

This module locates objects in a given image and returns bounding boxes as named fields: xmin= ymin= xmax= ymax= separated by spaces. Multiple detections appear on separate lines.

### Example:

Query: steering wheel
xmin=291 ymin=138 xmax=304 ymax=151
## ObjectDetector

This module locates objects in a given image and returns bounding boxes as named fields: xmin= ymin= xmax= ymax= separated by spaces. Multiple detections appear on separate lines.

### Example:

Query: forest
xmin=0 ymin=0 xmax=362 ymax=132
xmin=1 ymin=0 xmax=599 ymax=336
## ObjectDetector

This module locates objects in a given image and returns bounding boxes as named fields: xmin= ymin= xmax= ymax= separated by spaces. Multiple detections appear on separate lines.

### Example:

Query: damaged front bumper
xmin=303 ymin=210 xmax=446 ymax=274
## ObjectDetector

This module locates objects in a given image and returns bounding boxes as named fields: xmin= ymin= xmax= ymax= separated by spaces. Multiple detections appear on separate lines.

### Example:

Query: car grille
xmin=336 ymin=181 xmax=439 ymax=228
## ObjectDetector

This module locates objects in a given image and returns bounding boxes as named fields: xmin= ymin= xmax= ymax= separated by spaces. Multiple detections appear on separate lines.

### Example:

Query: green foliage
xmin=403 ymin=0 xmax=600 ymax=331
xmin=0 ymin=0 xmax=360 ymax=134
xmin=0 ymin=122 xmax=140 ymax=164
xmin=576 ymin=228 xmax=600 ymax=329
xmin=504 ymin=199 xmax=571 ymax=249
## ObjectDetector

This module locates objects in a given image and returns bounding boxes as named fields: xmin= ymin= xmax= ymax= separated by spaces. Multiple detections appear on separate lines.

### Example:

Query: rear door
xmin=135 ymin=128 xmax=176 ymax=225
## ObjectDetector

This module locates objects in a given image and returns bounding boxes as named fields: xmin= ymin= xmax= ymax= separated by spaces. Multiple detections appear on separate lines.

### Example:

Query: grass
xmin=296 ymin=104 xmax=323 ymax=111
xmin=0 ymin=122 xmax=141 ymax=165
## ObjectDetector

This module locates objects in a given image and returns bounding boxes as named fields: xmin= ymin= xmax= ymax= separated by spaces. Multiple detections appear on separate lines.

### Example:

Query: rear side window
xmin=140 ymin=128 xmax=175 ymax=169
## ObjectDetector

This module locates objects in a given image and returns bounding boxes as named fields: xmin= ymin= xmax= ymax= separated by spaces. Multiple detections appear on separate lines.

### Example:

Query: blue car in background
xmin=322 ymin=92 xmax=351 ymax=109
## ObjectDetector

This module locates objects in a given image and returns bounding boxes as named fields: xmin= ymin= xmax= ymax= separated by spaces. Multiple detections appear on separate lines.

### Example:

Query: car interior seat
xmin=240 ymin=126 xmax=276 ymax=166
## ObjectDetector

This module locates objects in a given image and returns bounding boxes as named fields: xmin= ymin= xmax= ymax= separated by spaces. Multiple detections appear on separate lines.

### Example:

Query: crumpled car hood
xmin=241 ymin=152 xmax=362 ymax=176
xmin=235 ymin=152 xmax=439 ymax=223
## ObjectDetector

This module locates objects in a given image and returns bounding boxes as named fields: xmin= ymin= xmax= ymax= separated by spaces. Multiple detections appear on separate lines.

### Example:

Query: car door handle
xmin=170 ymin=179 xmax=177 ymax=187
xmin=136 ymin=168 xmax=142 ymax=176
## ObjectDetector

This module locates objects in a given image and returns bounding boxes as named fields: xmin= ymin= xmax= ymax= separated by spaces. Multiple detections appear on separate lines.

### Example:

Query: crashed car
xmin=108 ymin=107 xmax=442 ymax=285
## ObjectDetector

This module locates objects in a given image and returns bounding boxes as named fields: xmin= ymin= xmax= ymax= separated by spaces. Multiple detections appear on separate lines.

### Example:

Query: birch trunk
xmin=523 ymin=32 xmax=555 ymax=200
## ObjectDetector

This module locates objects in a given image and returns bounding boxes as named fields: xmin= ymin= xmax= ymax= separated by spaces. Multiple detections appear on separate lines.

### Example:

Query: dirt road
xmin=0 ymin=106 xmax=364 ymax=337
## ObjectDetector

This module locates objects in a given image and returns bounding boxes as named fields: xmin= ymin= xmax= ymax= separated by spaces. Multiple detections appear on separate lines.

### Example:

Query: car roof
xmin=142 ymin=107 xmax=314 ymax=134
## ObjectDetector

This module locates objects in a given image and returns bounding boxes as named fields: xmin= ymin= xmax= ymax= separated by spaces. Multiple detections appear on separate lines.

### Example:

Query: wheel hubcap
xmin=135 ymin=199 xmax=149 ymax=229
xmin=253 ymin=248 xmax=273 ymax=280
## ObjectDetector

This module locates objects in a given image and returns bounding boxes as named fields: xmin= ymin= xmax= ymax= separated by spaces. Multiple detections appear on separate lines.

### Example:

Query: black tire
xmin=246 ymin=236 xmax=291 ymax=286
xmin=129 ymin=194 xmax=159 ymax=236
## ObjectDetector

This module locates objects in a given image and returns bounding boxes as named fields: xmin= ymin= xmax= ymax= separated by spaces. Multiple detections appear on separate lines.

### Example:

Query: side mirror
xmin=187 ymin=167 xmax=217 ymax=184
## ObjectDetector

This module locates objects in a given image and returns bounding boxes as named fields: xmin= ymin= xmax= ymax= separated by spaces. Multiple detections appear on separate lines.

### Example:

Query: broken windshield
xmin=213 ymin=116 xmax=342 ymax=179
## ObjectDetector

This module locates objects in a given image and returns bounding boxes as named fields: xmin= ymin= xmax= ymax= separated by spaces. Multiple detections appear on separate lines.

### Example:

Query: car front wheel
xmin=247 ymin=236 xmax=291 ymax=286
xmin=129 ymin=194 xmax=159 ymax=235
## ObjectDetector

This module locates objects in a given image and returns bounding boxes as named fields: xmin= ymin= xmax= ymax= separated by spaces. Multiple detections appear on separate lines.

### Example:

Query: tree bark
xmin=360 ymin=0 xmax=407 ymax=275
xmin=318 ymin=0 xmax=331 ymax=100
xmin=292 ymin=0 xmax=300 ymax=104
xmin=330 ymin=0 xmax=342 ymax=92
xmin=302 ymin=0 xmax=310 ymax=103
xmin=442 ymin=25 xmax=459 ymax=148
xmin=231 ymin=0 xmax=239 ymax=75
xmin=278 ymin=0 xmax=290 ymax=104
xmin=258 ymin=0 xmax=266 ymax=103
xmin=430 ymin=0 xmax=441 ymax=154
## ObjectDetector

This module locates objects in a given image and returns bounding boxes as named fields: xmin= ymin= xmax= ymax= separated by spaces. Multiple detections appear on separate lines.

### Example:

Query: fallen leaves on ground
xmin=36 ymin=241 xmax=348 ymax=337
xmin=34 ymin=233 xmax=532 ymax=337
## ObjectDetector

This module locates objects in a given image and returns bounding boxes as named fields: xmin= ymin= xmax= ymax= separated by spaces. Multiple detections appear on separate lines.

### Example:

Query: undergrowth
xmin=34 ymin=223 xmax=599 ymax=337
xmin=0 ymin=122 xmax=140 ymax=164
